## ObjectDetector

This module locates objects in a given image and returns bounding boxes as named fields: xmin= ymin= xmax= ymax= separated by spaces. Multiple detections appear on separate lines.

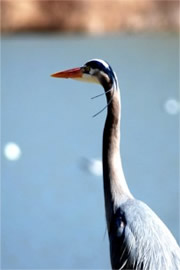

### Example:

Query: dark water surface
xmin=2 ymin=33 xmax=179 ymax=269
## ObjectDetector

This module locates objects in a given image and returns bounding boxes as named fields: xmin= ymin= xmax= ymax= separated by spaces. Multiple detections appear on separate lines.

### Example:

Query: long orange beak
xmin=51 ymin=67 xmax=83 ymax=79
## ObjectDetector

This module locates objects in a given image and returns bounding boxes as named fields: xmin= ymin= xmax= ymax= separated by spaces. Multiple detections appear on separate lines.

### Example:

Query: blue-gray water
xmin=2 ymin=33 xmax=179 ymax=269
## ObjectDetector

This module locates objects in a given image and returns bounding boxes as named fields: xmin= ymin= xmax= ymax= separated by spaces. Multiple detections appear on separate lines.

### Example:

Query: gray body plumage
xmin=109 ymin=198 xmax=180 ymax=269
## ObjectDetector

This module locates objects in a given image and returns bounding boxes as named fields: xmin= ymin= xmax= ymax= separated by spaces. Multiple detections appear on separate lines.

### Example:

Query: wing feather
xmin=109 ymin=199 xmax=180 ymax=270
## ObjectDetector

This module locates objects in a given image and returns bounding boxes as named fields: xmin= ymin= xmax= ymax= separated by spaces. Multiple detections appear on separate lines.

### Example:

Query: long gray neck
xmin=102 ymin=82 xmax=133 ymax=230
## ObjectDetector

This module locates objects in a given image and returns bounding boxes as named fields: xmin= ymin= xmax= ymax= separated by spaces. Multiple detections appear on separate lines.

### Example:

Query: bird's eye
xmin=85 ymin=66 xmax=91 ymax=73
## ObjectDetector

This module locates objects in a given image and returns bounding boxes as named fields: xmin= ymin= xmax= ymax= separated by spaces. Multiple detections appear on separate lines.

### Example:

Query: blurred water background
xmin=2 ymin=32 xmax=179 ymax=269
xmin=1 ymin=1 xmax=180 ymax=269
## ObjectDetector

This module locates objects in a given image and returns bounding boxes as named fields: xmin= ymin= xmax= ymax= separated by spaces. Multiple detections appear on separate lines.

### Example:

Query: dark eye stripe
xmin=86 ymin=66 xmax=91 ymax=72
xmin=85 ymin=60 xmax=116 ymax=81
xmin=83 ymin=65 xmax=91 ymax=73
xmin=86 ymin=60 xmax=109 ymax=72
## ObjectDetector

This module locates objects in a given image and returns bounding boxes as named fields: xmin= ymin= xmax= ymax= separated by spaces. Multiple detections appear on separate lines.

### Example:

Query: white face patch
xmin=89 ymin=59 xmax=109 ymax=69
xmin=89 ymin=68 xmax=110 ymax=83
xmin=74 ymin=73 xmax=99 ymax=84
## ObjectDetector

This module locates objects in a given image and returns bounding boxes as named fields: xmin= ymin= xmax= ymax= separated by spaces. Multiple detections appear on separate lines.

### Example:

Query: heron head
xmin=51 ymin=59 xmax=117 ymax=89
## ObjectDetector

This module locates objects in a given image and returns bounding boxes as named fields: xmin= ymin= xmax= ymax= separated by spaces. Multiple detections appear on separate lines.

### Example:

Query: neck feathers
xmin=102 ymin=83 xmax=133 ymax=229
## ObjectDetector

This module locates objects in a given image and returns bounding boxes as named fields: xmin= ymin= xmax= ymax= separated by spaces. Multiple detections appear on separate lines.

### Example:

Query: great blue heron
xmin=51 ymin=59 xmax=180 ymax=269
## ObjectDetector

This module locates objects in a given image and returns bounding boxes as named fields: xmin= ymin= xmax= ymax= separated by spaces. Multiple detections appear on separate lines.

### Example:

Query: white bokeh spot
xmin=164 ymin=99 xmax=180 ymax=115
xmin=4 ymin=142 xmax=22 ymax=161
xmin=88 ymin=159 xmax=102 ymax=176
